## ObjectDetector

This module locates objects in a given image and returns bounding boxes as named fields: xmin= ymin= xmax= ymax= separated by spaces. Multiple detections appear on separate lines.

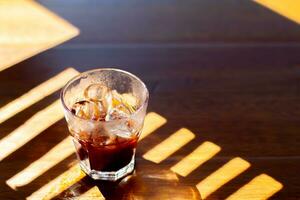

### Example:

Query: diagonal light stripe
xmin=0 ymin=100 xmax=63 ymax=161
xmin=139 ymin=112 xmax=167 ymax=141
xmin=196 ymin=157 xmax=250 ymax=199
xmin=27 ymin=164 xmax=86 ymax=200
xmin=6 ymin=136 xmax=74 ymax=189
xmin=170 ymin=141 xmax=221 ymax=177
xmin=75 ymin=186 xmax=105 ymax=200
xmin=254 ymin=0 xmax=300 ymax=24
xmin=0 ymin=68 xmax=78 ymax=124
xmin=226 ymin=174 xmax=283 ymax=200
xmin=0 ymin=1 xmax=79 ymax=72
xmin=143 ymin=128 xmax=195 ymax=164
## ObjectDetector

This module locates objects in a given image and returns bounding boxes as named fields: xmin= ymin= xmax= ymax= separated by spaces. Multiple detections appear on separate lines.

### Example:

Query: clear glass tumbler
xmin=60 ymin=68 xmax=149 ymax=181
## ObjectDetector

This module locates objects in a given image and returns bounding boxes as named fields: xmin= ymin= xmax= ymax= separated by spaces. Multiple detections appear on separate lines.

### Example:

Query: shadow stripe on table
xmin=0 ymin=68 xmax=78 ymax=124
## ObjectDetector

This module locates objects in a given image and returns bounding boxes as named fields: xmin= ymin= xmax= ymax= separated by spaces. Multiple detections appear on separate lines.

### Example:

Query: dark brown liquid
xmin=75 ymin=136 xmax=138 ymax=171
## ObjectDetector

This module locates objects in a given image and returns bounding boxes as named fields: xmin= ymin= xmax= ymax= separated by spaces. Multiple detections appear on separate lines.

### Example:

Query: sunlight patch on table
xmin=0 ymin=68 xmax=78 ymax=124
xmin=0 ymin=100 xmax=63 ymax=161
xmin=171 ymin=141 xmax=221 ymax=177
xmin=143 ymin=128 xmax=195 ymax=163
xmin=27 ymin=164 xmax=85 ymax=200
xmin=254 ymin=0 xmax=300 ymax=24
xmin=75 ymin=186 xmax=105 ymax=200
xmin=6 ymin=136 xmax=74 ymax=189
xmin=226 ymin=174 xmax=283 ymax=200
xmin=196 ymin=157 xmax=250 ymax=199
xmin=0 ymin=0 xmax=79 ymax=72
xmin=139 ymin=112 xmax=167 ymax=141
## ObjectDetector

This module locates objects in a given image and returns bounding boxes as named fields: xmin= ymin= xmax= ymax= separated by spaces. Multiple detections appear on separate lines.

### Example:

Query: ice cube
xmin=102 ymin=90 xmax=113 ymax=114
xmin=114 ymin=129 xmax=132 ymax=139
xmin=111 ymin=90 xmax=123 ymax=106
xmin=71 ymin=100 xmax=106 ymax=121
xmin=92 ymin=101 xmax=107 ymax=121
xmin=84 ymin=84 xmax=108 ymax=101
xmin=105 ymin=108 xmax=129 ymax=121
xmin=92 ymin=135 xmax=117 ymax=146
xmin=116 ymin=104 xmax=133 ymax=115
xmin=78 ymin=131 xmax=91 ymax=141
xmin=102 ymin=90 xmax=127 ymax=120
xmin=109 ymin=90 xmax=135 ymax=114
xmin=108 ymin=120 xmax=134 ymax=139
xmin=71 ymin=100 xmax=88 ymax=118
xmin=104 ymin=137 xmax=117 ymax=145
xmin=122 ymin=93 xmax=137 ymax=109
xmin=126 ymin=119 xmax=137 ymax=133
xmin=92 ymin=135 xmax=108 ymax=146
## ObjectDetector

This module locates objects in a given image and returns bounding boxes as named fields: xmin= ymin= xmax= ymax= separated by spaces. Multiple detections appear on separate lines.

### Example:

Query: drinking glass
xmin=61 ymin=68 xmax=149 ymax=181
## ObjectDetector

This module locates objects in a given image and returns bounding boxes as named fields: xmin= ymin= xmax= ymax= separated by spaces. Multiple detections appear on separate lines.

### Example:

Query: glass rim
xmin=60 ymin=68 xmax=149 ymax=123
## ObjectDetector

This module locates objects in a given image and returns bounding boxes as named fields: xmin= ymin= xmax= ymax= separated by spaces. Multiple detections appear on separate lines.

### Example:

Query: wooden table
xmin=0 ymin=0 xmax=299 ymax=199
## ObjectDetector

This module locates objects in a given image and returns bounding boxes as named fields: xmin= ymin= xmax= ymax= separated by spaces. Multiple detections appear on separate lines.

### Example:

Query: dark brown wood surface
xmin=0 ymin=0 xmax=300 ymax=199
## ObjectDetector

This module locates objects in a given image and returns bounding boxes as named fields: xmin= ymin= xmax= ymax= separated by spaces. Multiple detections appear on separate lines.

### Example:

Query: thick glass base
xmin=79 ymin=154 xmax=135 ymax=181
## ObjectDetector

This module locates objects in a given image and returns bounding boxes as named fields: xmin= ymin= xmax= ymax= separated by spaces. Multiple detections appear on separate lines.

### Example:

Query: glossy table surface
xmin=0 ymin=0 xmax=299 ymax=199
